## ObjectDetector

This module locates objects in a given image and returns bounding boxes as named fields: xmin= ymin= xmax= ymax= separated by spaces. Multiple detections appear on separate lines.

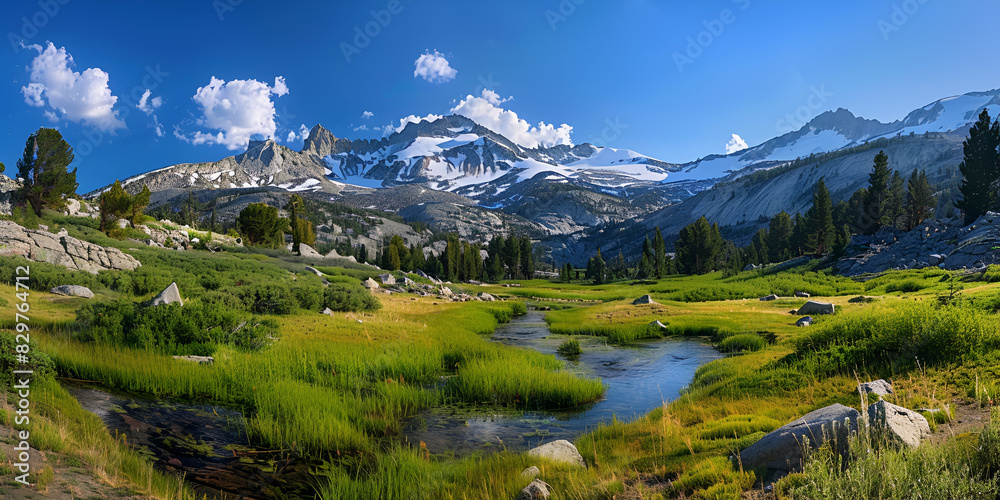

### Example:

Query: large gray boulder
xmin=795 ymin=316 xmax=813 ymax=327
xmin=50 ymin=285 xmax=94 ymax=298
xmin=867 ymin=401 xmax=930 ymax=448
xmin=526 ymin=440 xmax=586 ymax=468
xmin=0 ymin=220 xmax=141 ymax=274
xmin=362 ymin=277 xmax=380 ymax=289
xmin=859 ymin=379 xmax=894 ymax=398
xmin=516 ymin=479 xmax=551 ymax=500
xmin=298 ymin=243 xmax=323 ymax=258
xmin=797 ymin=301 xmax=835 ymax=315
xmin=632 ymin=294 xmax=656 ymax=305
xmin=150 ymin=282 xmax=183 ymax=307
xmin=739 ymin=404 xmax=859 ymax=484
xmin=478 ymin=292 xmax=496 ymax=302
xmin=759 ymin=294 xmax=779 ymax=301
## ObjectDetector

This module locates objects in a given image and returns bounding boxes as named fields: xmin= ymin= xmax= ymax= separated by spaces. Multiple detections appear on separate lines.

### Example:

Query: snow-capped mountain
xmin=666 ymin=89 xmax=1000 ymax=184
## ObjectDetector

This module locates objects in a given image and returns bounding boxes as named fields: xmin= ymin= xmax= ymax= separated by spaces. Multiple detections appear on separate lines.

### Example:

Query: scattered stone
xmin=378 ymin=273 xmax=396 ymax=285
xmin=867 ymin=400 xmax=930 ymax=448
xmin=172 ymin=355 xmax=213 ymax=365
xmin=362 ymin=277 xmax=380 ymax=290
xmin=516 ymin=479 xmax=551 ymax=500
xmin=859 ymin=379 xmax=894 ymax=397
xmin=797 ymin=301 xmax=835 ymax=315
xmin=50 ymin=284 xmax=94 ymax=298
xmin=305 ymin=266 xmax=324 ymax=277
xmin=759 ymin=294 xmax=779 ymax=301
xmin=322 ymin=308 xmax=335 ymax=316
xmin=739 ymin=403 xmax=859 ymax=484
xmin=795 ymin=316 xmax=813 ymax=327
xmin=150 ymin=282 xmax=183 ymax=307
xmin=743 ymin=263 xmax=759 ymax=272
xmin=795 ymin=291 xmax=811 ymax=298
xmin=478 ymin=292 xmax=496 ymax=302
xmin=526 ymin=440 xmax=586 ymax=468
xmin=520 ymin=466 xmax=540 ymax=479
xmin=632 ymin=294 xmax=656 ymax=305
xmin=298 ymin=243 xmax=324 ymax=258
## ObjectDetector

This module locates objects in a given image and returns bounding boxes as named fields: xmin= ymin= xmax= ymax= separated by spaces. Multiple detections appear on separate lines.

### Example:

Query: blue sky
xmin=2 ymin=0 xmax=999 ymax=191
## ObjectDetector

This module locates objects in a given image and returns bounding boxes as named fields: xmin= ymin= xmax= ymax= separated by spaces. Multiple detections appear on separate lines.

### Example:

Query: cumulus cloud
xmin=413 ymin=50 xmax=457 ymax=83
xmin=353 ymin=124 xmax=369 ymax=132
xmin=449 ymin=89 xmax=573 ymax=149
xmin=385 ymin=113 xmax=445 ymax=136
xmin=285 ymin=124 xmax=310 ymax=143
xmin=361 ymin=110 xmax=374 ymax=119
xmin=177 ymin=76 xmax=289 ymax=150
xmin=20 ymin=41 xmax=126 ymax=132
xmin=725 ymin=133 xmax=749 ymax=155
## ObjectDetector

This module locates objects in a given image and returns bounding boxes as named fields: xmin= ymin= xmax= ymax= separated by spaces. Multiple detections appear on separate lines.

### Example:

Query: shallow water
xmin=401 ymin=311 xmax=723 ymax=456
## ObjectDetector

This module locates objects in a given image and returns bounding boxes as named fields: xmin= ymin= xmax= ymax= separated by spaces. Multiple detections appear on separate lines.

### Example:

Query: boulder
xmin=867 ymin=401 xmax=930 ymax=448
xmin=520 ymin=466 xmax=540 ymax=479
xmin=150 ymin=282 xmax=183 ymax=307
xmin=859 ymin=379 xmax=894 ymax=397
xmin=378 ymin=273 xmax=396 ymax=285
xmin=172 ymin=355 xmax=213 ymax=365
xmin=797 ymin=301 xmax=835 ymax=315
xmin=795 ymin=316 xmax=813 ymax=327
xmin=478 ymin=292 xmax=496 ymax=302
xmin=632 ymin=294 xmax=656 ymax=305
xmin=649 ymin=320 xmax=667 ymax=330
xmin=305 ymin=266 xmax=324 ymax=277
xmin=116 ymin=218 xmax=130 ymax=229
xmin=50 ymin=285 xmax=94 ymax=298
xmin=739 ymin=403 xmax=859 ymax=484
xmin=759 ymin=294 xmax=779 ymax=301
xmin=929 ymin=254 xmax=945 ymax=266
xmin=322 ymin=308 xmax=335 ymax=316
xmin=0 ymin=220 xmax=141 ymax=274
xmin=526 ymin=440 xmax=586 ymax=468
xmin=298 ymin=243 xmax=324 ymax=259
xmin=795 ymin=291 xmax=811 ymax=298
xmin=362 ymin=277 xmax=380 ymax=289
xmin=516 ymin=479 xmax=551 ymax=500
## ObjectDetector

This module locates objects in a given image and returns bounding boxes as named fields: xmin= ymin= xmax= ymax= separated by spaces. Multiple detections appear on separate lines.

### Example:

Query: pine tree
xmin=789 ymin=213 xmax=808 ymax=256
xmin=955 ymin=109 xmax=1000 ymax=224
xmin=130 ymin=185 xmax=152 ymax=227
xmin=503 ymin=235 xmax=520 ymax=279
xmin=445 ymin=234 xmax=461 ymax=281
xmin=860 ymin=150 xmax=891 ymax=234
xmin=98 ymin=180 xmax=132 ymax=234
xmin=592 ymin=249 xmax=607 ymax=284
xmin=237 ymin=203 xmax=288 ymax=248
xmin=520 ymin=237 xmax=534 ymax=279
xmin=805 ymin=178 xmax=835 ymax=257
xmin=637 ymin=254 xmax=654 ymax=279
xmin=285 ymin=195 xmax=304 ymax=254
xmin=884 ymin=171 xmax=905 ymax=229
xmin=410 ymin=244 xmax=425 ymax=272
xmin=564 ymin=262 xmax=573 ymax=283
xmin=388 ymin=245 xmax=401 ymax=271
xmin=766 ymin=211 xmax=793 ymax=262
xmin=16 ymin=127 xmax=77 ymax=215
xmin=653 ymin=227 xmax=667 ymax=278
xmin=675 ymin=216 xmax=723 ymax=275
xmin=905 ymin=169 xmax=937 ymax=230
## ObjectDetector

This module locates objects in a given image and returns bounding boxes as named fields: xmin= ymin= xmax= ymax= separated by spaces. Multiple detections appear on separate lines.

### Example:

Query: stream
xmin=401 ymin=310 xmax=724 ymax=456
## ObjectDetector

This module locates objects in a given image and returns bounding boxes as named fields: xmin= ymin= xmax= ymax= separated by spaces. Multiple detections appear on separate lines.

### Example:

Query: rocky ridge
xmin=0 ymin=220 xmax=141 ymax=273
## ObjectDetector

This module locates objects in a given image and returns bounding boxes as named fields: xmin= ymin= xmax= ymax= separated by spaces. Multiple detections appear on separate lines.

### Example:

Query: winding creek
xmin=64 ymin=309 xmax=723 ymax=498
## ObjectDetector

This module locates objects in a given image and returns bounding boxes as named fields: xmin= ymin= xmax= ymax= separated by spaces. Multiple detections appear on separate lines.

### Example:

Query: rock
xmin=50 ymin=284 xmax=94 ymax=298
xmin=759 ymin=294 xmax=779 ymax=301
xmin=402 ymin=276 xmax=415 ymax=286
xmin=116 ymin=218 xmax=130 ymax=229
xmin=739 ymin=403 xmax=859 ymax=484
xmin=305 ymin=266 xmax=324 ymax=277
xmin=298 ymin=243 xmax=324 ymax=258
xmin=795 ymin=291 xmax=811 ymax=298
xmin=378 ymin=273 xmax=396 ymax=285
xmin=516 ymin=479 xmax=551 ymax=500
xmin=929 ymin=254 xmax=945 ymax=266
xmin=649 ymin=320 xmax=667 ymax=330
xmin=632 ymin=294 xmax=656 ymax=305
xmin=478 ymin=292 xmax=496 ymax=302
xmin=520 ymin=466 xmax=540 ymax=479
xmin=797 ymin=301 xmax=835 ymax=315
xmin=859 ymin=379 xmax=894 ymax=397
xmin=416 ymin=269 xmax=441 ymax=284
xmin=439 ymin=286 xmax=453 ymax=296
xmin=795 ymin=316 xmax=812 ymax=327
xmin=150 ymin=282 xmax=183 ymax=307
xmin=362 ymin=277 xmax=380 ymax=289
xmin=0 ymin=220 xmax=141 ymax=274
xmin=322 ymin=308 xmax=335 ymax=316
xmin=526 ymin=440 xmax=586 ymax=468
xmin=743 ymin=264 xmax=758 ymax=272
xmin=172 ymin=355 xmax=213 ymax=365
xmin=867 ymin=400 xmax=930 ymax=448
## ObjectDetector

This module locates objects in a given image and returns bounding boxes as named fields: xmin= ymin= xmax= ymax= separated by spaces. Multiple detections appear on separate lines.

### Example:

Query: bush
xmin=717 ymin=334 xmax=766 ymax=353
xmin=557 ymin=339 xmax=581 ymax=357
xmin=290 ymin=279 xmax=324 ymax=312
xmin=225 ymin=282 xmax=297 ymax=315
xmin=323 ymin=284 xmax=381 ymax=312
xmin=885 ymin=279 xmax=926 ymax=294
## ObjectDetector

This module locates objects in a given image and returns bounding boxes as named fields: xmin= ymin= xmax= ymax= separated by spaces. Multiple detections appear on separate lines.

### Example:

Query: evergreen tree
xmin=520 ymin=238 xmax=534 ymax=279
xmin=564 ymin=262 xmax=573 ymax=283
xmin=805 ymin=178 xmax=835 ymax=257
xmin=444 ymin=234 xmax=461 ymax=281
xmin=592 ymin=249 xmax=607 ymax=284
xmin=861 ymin=150 xmax=891 ymax=234
xmin=357 ymin=244 xmax=368 ymax=264
xmin=675 ymin=216 xmax=723 ymax=275
xmin=486 ymin=235 xmax=505 ymax=282
xmin=16 ymin=127 xmax=77 ymax=215
xmin=285 ymin=195 xmax=305 ymax=254
xmin=884 ymin=171 xmax=905 ymax=228
xmin=637 ymin=253 xmax=654 ymax=279
xmin=388 ymin=244 xmax=401 ymax=271
xmin=766 ymin=211 xmax=793 ymax=262
xmin=425 ymin=253 xmax=443 ymax=278
xmin=653 ymin=227 xmax=667 ymax=278
xmin=98 ymin=180 xmax=132 ymax=234
xmin=789 ymin=213 xmax=808 ymax=257
xmin=130 ymin=185 xmax=151 ymax=227
xmin=955 ymin=109 xmax=1000 ymax=224
xmin=905 ymin=169 xmax=937 ymax=230
xmin=237 ymin=203 xmax=288 ymax=248
xmin=410 ymin=244 xmax=425 ymax=272
xmin=503 ymin=235 xmax=520 ymax=279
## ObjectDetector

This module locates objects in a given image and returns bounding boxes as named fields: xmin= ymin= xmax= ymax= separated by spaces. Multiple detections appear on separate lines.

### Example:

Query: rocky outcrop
xmin=867 ymin=401 xmax=930 ymax=448
xmin=0 ymin=220 xmax=141 ymax=274
xmin=632 ymin=294 xmax=656 ymax=305
xmin=150 ymin=282 xmax=183 ymax=307
xmin=50 ymin=285 xmax=94 ymax=298
xmin=797 ymin=301 xmax=835 ymax=315
xmin=739 ymin=404 xmax=859 ymax=484
xmin=526 ymin=440 xmax=586 ymax=468
xmin=0 ymin=174 xmax=17 ymax=215
xmin=859 ymin=379 xmax=894 ymax=398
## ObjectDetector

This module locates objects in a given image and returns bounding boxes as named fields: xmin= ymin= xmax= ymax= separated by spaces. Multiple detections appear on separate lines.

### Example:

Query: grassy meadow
xmin=4 ymin=213 xmax=1000 ymax=498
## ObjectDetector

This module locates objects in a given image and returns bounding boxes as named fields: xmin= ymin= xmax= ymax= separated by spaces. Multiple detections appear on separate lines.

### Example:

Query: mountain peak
xmin=302 ymin=124 xmax=340 ymax=157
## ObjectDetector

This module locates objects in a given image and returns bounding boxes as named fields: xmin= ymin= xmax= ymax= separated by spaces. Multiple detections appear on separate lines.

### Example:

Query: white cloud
xmin=725 ymin=133 xmax=749 ymax=155
xmin=177 ymin=76 xmax=289 ymax=150
xmin=284 ymin=124 xmax=310 ymax=143
xmin=137 ymin=89 xmax=163 ymax=115
xmin=449 ymin=89 xmax=573 ymax=149
xmin=20 ymin=41 xmax=126 ymax=132
xmin=353 ymin=124 xmax=369 ymax=132
xmin=413 ymin=50 xmax=457 ymax=84
xmin=361 ymin=110 xmax=374 ymax=119
xmin=387 ymin=113 xmax=444 ymax=135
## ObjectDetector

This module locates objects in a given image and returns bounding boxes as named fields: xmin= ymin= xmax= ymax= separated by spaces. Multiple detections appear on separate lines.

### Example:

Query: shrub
xmin=717 ymin=334 xmax=766 ymax=353
xmin=323 ymin=284 xmax=381 ymax=312
xmin=290 ymin=279 xmax=324 ymax=312
xmin=885 ymin=279 xmax=925 ymax=294
xmin=557 ymin=339 xmax=582 ymax=357
xmin=225 ymin=282 xmax=297 ymax=315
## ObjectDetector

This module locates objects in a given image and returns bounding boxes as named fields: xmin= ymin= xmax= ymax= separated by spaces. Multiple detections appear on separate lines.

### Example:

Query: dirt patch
xmin=926 ymin=397 xmax=991 ymax=445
